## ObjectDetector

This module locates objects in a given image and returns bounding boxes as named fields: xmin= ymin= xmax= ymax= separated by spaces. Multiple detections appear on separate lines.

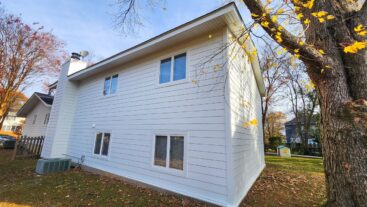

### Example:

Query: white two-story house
xmin=41 ymin=3 xmax=265 ymax=206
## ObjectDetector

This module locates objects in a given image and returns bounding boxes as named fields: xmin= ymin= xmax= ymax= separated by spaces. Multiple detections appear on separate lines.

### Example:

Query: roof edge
xmin=16 ymin=93 xmax=52 ymax=117
xmin=68 ymin=2 xmax=237 ymax=80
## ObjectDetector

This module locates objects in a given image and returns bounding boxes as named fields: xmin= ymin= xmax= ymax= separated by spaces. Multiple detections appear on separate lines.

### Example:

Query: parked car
xmin=0 ymin=134 xmax=16 ymax=149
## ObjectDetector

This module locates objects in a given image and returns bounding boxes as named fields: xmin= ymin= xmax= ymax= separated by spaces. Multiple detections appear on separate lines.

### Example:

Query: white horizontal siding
xmin=226 ymin=30 xmax=265 ymax=206
xmin=22 ymin=103 xmax=50 ymax=137
xmin=66 ymin=29 xmax=230 ymax=205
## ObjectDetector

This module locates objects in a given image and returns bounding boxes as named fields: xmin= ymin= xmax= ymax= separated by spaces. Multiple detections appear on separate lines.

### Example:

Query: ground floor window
xmin=94 ymin=132 xmax=111 ymax=156
xmin=154 ymin=135 xmax=184 ymax=170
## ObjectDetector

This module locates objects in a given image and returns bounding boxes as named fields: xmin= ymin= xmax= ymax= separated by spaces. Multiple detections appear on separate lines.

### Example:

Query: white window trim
xmin=103 ymin=73 xmax=119 ymax=97
xmin=32 ymin=114 xmax=37 ymax=125
xmin=151 ymin=132 xmax=188 ymax=176
xmin=156 ymin=51 xmax=189 ymax=88
xmin=92 ymin=131 xmax=112 ymax=160
xmin=44 ymin=113 xmax=50 ymax=125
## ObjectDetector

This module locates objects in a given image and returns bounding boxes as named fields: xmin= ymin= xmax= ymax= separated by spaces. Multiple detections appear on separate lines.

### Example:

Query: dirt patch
xmin=242 ymin=166 xmax=326 ymax=207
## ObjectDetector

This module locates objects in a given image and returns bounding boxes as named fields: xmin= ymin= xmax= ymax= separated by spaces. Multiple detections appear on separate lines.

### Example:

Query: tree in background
xmin=309 ymin=112 xmax=321 ymax=143
xmin=264 ymin=111 xmax=286 ymax=150
xmin=261 ymin=47 xmax=288 ymax=137
xmin=0 ymin=89 xmax=27 ymax=133
xmin=268 ymin=136 xmax=283 ymax=150
xmin=0 ymin=8 xmax=65 ymax=129
xmin=264 ymin=111 xmax=286 ymax=142
xmin=285 ymin=63 xmax=318 ymax=153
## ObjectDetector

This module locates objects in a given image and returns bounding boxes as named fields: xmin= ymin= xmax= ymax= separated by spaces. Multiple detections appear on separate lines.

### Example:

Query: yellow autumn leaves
xmin=275 ymin=32 xmax=282 ymax=43
xmin=243 ymin=118 xmax=258 ymax=128
xmin=293 ymin=0 xmax=315 ymax=9
xmin=301 ymin=0 xmax=315 ymax=9
xmin=260 ymin=21 xmax=270 ymax=28
xmin=344 ymin=41 xmax=367 ymax=53
xmin=311 ymin=11 xmax=334 ymax=23
xmin=250 ymin=0 xmax=366 ymax=56
xmin=354 ymin=24 xmax=367 ymax=36
xmin=343 ymin=24 xmax=367 ymax=53
xmin=305 ymin=80 xmax=315 ymax=92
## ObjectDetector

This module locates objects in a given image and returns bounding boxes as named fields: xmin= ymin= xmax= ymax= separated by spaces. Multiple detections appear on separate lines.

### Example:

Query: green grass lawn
xmin=243 ymin=156 xmax=326 ymax=207
xmin=0 ymin=150 xmax=326 ymax=207
xmin=265 ymin=156 xmax=324 ymax=173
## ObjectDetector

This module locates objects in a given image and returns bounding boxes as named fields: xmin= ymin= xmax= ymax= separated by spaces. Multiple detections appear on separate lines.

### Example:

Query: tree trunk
xmin=240 ymin=0 xmax=367 ymax=204
xmin=0 ymin=110 xmax=8 ymax=130
xmin=320 ymin=101 xmax=367 ymax=206
xmin=303 ymin=1 xmax=367 ymax=203
xmin=262 ymin=98 xmax=268 ymax=147
xmin=310 ymin=62 xmax=367 ymax=205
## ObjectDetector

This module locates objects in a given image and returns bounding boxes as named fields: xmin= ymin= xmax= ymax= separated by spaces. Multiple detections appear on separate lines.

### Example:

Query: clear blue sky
xmin=2 ymin=0 xmax=236 ymax=95
xmin=2 ymin=0 xmax=226 ymax=61
xmin=1 ymin=0 xmax=264 ymax=95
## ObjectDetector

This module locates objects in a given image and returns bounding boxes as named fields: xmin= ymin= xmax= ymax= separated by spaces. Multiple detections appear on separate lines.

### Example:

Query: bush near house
xmin=266 ymin=136 xmax=284 ymax=150
xmin=0 ymin=150 xmax=325 ymax=207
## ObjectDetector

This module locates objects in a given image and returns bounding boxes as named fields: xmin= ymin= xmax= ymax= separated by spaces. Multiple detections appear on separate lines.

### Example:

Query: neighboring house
xmin=285 ymin=117 xmax=318 ymax=144
xmin=1 ymin=111 xmax=25 ymax=134
xmin=41 ymin=3 xmax=265 ymax=206
xmin=0 ymin=91 xmax=27 ymax=135
xmin=17 ymin=92 xmax=54 ymax=137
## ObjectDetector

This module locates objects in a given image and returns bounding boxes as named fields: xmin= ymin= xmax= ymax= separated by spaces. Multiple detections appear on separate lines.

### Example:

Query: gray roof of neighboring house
xmin=16 ymin=92 xmax=53 ymax=117
xmin=34 ymin=92 xmax=54 ymax=105
xmin=285 ymin=116 xmax=318 ymax=126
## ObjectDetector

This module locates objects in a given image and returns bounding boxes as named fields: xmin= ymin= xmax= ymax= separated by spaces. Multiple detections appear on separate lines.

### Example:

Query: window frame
xmin=32 ymin=114 xmax=37 ymax=125
xmin=157 ymin=51 xmax=188 ymax=87
xmin=92 ymin=131 xmax=112 ymax=159
xmin=103 ymin=74 xmax=119 ymax=96
xmin=151 ymin=132 xmax=187 ymax=176
xmin=44 ymin=113 xmax=50 ymax=125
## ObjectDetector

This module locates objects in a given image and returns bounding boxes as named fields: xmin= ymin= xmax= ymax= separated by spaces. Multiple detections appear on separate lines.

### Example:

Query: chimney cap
xmin=71 ymin=52 xmax=81 ymax=60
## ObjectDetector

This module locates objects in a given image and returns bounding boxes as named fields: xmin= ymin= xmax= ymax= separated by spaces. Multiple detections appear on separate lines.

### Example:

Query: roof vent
xmin=71 ymin=52 xmax=81 ymax=60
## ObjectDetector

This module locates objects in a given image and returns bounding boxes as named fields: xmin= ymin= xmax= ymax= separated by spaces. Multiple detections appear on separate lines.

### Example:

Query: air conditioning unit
xmin=36 ymin=158 xmax=71 ymax=174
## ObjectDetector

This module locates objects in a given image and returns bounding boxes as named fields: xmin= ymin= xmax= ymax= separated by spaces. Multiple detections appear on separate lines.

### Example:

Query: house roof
xmin=67 ymin=2 xmax=266 ymax=96
xmin=16 ymin=92 xmax=53 ymax=117
xmin=285 ymin=116 xmax=318 ymax=126
xmin=35 ymin=92 xmax=54 ymax=105
xmin=48 ymin=81 xmax=57 ymax=90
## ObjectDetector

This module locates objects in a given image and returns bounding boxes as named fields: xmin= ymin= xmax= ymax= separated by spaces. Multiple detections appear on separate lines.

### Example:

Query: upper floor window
xmin=159 ymin=53 xmax=186 ymax=84
xmin=103 ymin=74 xmax=118 ymax=95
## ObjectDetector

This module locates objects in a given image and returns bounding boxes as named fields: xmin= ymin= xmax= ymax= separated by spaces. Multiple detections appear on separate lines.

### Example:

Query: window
xmin=159 ymin=53 xmax=186 ymax=84
xmin=11 ymin=126 xmax=17 ymax=132
xmin=44 ymin=113 xmax=50 ymax=125
xmin=103 ymin=74 xmax=118 ymax=95
xmin=154 ymin=136 xmax=167 ymax=167
xmin=32 ymin=115 xmax=37 ymax=125
xmin=159 ymin=58 xmax=171 ymax=84
xmin=94 ymin=132 xmax=111 ymax=156
xmin=154 ymin=135 xmax=184 ymax=170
